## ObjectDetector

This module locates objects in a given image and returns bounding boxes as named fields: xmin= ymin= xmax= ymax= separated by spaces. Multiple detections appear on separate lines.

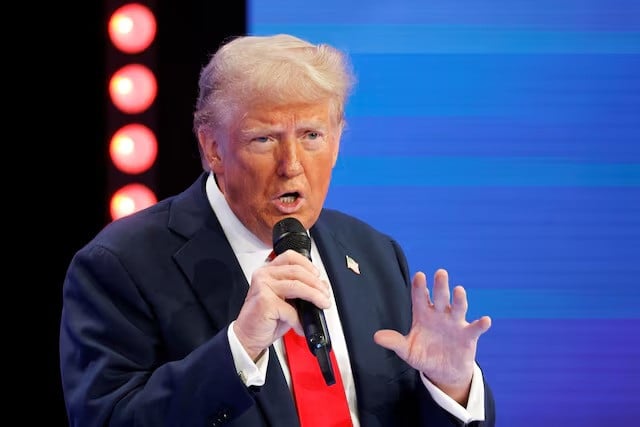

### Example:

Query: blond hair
xmin=193 ymin=34 xmax=356 ymax=166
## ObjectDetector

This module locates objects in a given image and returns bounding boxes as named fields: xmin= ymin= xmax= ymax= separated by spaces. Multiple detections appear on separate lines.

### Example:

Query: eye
xmin=306 ymin=131 xmax=320 ymax=140
xmin=254 ymin=136 xmax=270 ymax=143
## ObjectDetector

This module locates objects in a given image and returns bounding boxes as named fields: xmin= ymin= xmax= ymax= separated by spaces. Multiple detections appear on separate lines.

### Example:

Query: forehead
xmin=239 ymin=101 xmax=333 ymax=127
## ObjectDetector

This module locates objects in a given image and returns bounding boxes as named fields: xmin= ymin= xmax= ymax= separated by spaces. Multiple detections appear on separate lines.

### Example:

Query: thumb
xmin=373 ymin=329 xmax=408 ymax=360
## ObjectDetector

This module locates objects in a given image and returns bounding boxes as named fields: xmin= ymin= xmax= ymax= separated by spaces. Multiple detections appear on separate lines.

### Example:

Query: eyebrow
xmin=240 ymin=120 xmax=328 ymax=136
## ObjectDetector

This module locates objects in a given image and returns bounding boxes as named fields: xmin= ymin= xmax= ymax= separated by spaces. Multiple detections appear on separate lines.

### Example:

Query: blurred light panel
xmin=248 ymin=0 xmax=640 ymax=425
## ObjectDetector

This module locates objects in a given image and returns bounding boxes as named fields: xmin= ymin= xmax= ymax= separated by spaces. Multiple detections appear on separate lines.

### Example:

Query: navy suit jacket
xmin=60 ymin=172 xmax=495 ymax=427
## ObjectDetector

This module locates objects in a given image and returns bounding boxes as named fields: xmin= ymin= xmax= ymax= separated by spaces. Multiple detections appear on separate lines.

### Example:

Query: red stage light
xmin=109 ymin=183 xmax=157 ymax=220
xmin=109 ymin=63 xmax=157 ymax=114
xmin=109 ymin=123 xmax=158 ymax=174
xmin=105 ymin=1 xmax=159 ymax=222
xmin=108 ymin=3 xmax=157 ymax=54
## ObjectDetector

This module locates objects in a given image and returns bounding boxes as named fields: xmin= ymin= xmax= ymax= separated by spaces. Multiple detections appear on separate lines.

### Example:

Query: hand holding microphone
xmin=232 ymin=218 xmax=332 ymax=373
xmin=272 ymin=217 xmax=336 ymax=385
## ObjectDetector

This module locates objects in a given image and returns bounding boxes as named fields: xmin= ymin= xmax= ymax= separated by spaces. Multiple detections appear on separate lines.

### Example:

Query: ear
xmin=198 ymin=128 xmax=224 ymax=173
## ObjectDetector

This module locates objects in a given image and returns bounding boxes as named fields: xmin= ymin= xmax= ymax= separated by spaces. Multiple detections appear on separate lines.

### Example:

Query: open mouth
xmin=279 ymin=192 xmax=300 ymax=204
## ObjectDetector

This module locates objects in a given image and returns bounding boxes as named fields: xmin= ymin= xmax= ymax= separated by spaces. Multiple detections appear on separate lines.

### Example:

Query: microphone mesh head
xmin=272 ymin=217 xmax=311 ymax=257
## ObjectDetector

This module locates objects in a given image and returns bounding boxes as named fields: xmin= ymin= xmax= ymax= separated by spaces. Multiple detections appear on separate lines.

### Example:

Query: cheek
xmin=228 ymin=164 xmax=271 ymax=198
xmin=309 ymin=162 xmax=335 ymax=193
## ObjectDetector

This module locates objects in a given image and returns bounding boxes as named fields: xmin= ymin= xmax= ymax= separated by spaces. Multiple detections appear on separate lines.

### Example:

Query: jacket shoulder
xmin=319 ymin=208 xmax=391 ymax=240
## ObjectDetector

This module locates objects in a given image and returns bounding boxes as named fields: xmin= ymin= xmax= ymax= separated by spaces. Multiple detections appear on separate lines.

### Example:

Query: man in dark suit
xmin=60 ymin=33 xmax=495 ymax=426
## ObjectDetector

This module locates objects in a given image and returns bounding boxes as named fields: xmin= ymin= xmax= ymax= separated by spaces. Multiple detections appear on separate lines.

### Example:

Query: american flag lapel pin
xmin=346 ymin=255 xmax=360 ymax=275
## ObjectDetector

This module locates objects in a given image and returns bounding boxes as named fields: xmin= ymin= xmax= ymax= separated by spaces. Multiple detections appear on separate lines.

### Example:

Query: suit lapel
xmin=173 ymin=224 xmax=249 ymax=329
xmin=168 ymin=174 xmax=298 ymax=426
xmin=311 ymin=218 xmax=393 ymax=416
xmin=166 ymin=174 xmax=247 ymax=328
xmin=253 ymin=352 xmax=300 ymax=426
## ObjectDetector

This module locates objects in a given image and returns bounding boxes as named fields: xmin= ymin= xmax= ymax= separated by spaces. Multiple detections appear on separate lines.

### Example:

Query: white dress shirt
xmin=204 ymin=172 xmax=485 ymax=424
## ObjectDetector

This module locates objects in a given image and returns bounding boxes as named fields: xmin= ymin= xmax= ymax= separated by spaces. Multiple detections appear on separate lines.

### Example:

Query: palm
xmin=374 ymin=269 xmax=491 ymax=394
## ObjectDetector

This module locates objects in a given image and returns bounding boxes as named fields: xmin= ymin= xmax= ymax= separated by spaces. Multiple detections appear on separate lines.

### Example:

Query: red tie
xmin=266 ymin=250 xmax=352 ymax=426
xmin=283 ymin=329 xmax=353 ymax=427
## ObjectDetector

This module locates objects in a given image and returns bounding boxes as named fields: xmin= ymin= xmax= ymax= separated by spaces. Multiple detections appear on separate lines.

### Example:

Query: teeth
xmin=279 ymin=195 xmax=297 ymax=203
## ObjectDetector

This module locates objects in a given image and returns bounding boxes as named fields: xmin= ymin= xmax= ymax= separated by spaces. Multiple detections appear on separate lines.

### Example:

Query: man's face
xmin=201 ymin=101 xmax=341 ymax=245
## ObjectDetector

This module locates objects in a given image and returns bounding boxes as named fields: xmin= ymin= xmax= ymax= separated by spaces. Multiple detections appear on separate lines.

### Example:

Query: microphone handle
xmin=294 ymin=298 xmax=336 ymax=385
xmin=271 ymin=224 xmax=335 ymax=385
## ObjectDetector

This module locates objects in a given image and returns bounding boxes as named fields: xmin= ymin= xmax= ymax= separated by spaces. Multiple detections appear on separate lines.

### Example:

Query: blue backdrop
xmin=247 ymin=1 xmax=640 ymax=425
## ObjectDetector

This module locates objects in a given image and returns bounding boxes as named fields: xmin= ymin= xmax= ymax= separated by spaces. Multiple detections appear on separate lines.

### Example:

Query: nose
xmin=276 ymin=138 xmax=303 ymax=177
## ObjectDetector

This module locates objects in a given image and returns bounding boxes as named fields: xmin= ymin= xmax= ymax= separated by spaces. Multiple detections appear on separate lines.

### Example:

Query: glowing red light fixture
xmin=109 ymin=123 xmax=158 ymax=174
xmin=108 ymin=3 xmax=157 ymax=54
xmin=109 ymin=63 xmax=157 ymax=114
xmin=110 ymin=183 xmax=157 ymax=220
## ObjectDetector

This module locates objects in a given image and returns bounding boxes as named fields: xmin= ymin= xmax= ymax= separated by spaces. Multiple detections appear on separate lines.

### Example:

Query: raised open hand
xmin=374 ymin=269 xmax=491 ymax=403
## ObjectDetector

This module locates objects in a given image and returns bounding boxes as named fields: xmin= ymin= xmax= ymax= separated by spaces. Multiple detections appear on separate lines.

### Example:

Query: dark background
xmin=41 ymin=2 xmax=245 ymax=424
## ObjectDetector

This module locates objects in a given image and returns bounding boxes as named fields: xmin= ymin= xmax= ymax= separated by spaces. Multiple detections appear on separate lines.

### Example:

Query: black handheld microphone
xmin=272 ymin=217 xmax=336 ymax=386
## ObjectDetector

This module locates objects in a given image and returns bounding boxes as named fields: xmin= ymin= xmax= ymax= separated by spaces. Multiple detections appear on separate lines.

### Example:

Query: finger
xmin=411 ymin=272 xmax=432 ymax=317
xmin=270 ymin=279 xmax=331 ymax=309
xmin=450 ymin=285 xmax=468 ymax=320
xmin=468 ymin=316 xmax=492 ymax=339
xmin=264 ymin=252 xmax=329 ymax=299
xmin=269 ymin=249 xmax=320 ymax=276
xmin=269 ymin=264 xmax=329 ymax=296
xmin=281 ymin=303 xmax=305 ymax=336
xmin=373 ymin=329 xmax=409 ymax=361
xmin=432 ymin=268 xmax=451 ymax=312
